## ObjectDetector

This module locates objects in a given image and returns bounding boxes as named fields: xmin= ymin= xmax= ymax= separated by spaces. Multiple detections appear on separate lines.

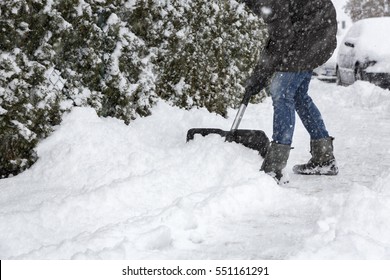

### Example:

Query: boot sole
xmin=292 ymin=165 xmax=339 ymax=176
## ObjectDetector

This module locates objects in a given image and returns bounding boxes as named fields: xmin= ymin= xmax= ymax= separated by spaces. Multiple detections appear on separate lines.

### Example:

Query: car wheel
xmin=354 ymin=65 xmax=364 ymax=81
xmin=336 ymin=67 xmax=343 ymax=86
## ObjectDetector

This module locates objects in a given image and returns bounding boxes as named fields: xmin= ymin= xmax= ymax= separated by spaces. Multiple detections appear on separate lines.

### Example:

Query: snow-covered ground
xmin=1 ymin=79 xmax=390 ymax=260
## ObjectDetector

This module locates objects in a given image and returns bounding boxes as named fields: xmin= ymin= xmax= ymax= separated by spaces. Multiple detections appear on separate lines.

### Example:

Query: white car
xmin=336 ymin=17 xmax=390 ymax=89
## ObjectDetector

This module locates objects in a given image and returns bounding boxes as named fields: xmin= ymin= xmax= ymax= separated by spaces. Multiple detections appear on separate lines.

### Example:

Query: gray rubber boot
xmin=260 ymin=142 xmax=291 ymax=183
xmin=293 ymin=137 xmax=339 ymax=175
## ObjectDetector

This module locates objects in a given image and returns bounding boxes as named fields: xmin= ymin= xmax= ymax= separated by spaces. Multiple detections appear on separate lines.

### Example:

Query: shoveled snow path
xmin=287 ymin=80 xmax=390 ymax=259
xmin=0 ymin=79 xmax=390 ymax=259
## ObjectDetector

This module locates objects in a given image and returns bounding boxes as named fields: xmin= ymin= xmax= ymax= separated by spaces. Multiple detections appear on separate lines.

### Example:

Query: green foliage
xmin=345 ymin=0 xmax=390 ymax=22
xmin=0 ymin=0 xmax=267 ymax=178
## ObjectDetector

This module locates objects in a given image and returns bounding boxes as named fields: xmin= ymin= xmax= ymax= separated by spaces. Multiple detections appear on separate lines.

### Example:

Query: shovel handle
xmin=230 ymin=103 xmax=247 ymax=131
xmin=230 ymin=89 xmax=252 ymax=131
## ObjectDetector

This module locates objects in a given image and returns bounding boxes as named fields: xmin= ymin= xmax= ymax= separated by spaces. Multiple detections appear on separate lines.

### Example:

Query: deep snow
xmin=1 ymin=79 xmax=390 ymax=260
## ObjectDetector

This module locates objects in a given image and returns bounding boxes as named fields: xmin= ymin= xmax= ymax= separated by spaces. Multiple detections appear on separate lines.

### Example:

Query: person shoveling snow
xmin=242 ymin=0 xmax=339 ymax=183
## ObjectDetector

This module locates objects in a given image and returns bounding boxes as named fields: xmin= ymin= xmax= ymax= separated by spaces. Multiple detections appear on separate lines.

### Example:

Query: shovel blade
xmin=186 ymin=128 xmax=269 ymax=157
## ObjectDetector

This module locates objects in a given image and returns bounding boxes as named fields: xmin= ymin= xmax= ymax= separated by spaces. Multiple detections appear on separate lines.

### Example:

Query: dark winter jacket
xmin=242 ymin=0 xmax=337 ymax=94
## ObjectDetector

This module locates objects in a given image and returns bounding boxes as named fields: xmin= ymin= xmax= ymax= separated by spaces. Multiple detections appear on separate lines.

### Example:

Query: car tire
xmin=336 ymin=67 xmax=343 ymax=86
xmin=354 ymin=65 xmax=364 ymax=81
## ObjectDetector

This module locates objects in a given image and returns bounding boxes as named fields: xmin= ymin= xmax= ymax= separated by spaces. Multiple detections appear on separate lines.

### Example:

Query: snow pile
xmin=310 ymin=79 xmax=390 ymax=112
xmin=1 ymin=80 xmax=390 ymax=259
xmin=295 ymin=175 xmax=390 ymax=259
xmin=0 ymin=104 xmax=281 ymax=259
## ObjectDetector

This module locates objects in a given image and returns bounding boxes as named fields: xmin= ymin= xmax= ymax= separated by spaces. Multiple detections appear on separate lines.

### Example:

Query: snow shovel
xmin=186 ymin=90 xmax=270 ymax=157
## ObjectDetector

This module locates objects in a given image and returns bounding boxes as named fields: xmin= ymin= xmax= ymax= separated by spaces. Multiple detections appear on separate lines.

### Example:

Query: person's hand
xmin=244 ymin=71 xmax=271 ymax=96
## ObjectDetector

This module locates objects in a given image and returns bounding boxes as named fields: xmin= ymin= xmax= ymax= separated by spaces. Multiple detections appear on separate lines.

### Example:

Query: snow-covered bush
xmin=128 ymin=0 xmax=266 ymax=116
xmin=52 ymin=0 xmax=266 ymax=119
xmin=345 ymin=0 xmax=390 ymax=22
xmin=0 ymin=0 xmax=267 ymax=178
xmin=50 ymin=0 xmax=160 ymax=123
xmin=0 ymin=1 xmax=63 ymax=178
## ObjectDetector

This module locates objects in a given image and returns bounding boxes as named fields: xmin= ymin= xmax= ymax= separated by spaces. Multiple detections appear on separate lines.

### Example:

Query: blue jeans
xmin=269 ymin=71 xmax=329 ymax=145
